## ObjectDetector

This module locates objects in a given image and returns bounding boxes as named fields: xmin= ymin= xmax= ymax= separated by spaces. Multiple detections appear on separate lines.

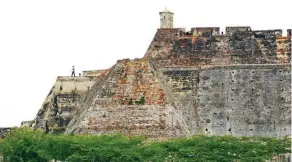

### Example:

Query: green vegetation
xmin=0 ymin=127 xmax=290 ymax=162
xmin=135 ymin=96 xmax=146 ymax=105
xmin=128 ymin=98 xmax=134 ymax=105
xmin=122 ymin=96 xmax=146 ymax=105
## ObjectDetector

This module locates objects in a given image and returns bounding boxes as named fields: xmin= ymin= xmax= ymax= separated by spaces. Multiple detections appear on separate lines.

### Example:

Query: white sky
xmin=0 ymin=0 xmax=291 ymax=127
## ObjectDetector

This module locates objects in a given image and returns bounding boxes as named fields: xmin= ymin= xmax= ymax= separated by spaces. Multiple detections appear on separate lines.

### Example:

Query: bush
xmin=135 ymin=96 xmax=146 ymax=105
xmin=0 ymin=128 xmax=290 ymax=161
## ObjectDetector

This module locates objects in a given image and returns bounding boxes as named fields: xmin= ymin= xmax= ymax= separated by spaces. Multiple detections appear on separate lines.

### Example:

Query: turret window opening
xmin=164 ymin=16 xmax=165 ymax=19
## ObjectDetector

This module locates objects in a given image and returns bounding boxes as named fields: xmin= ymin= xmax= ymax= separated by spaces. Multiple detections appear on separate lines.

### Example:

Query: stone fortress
xmin=21 ymin=8 xmax=291 ymax=138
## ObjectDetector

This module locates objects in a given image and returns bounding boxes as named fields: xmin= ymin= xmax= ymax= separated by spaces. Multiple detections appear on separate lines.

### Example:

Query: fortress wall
xmin=53 ymin=76 xmax=96 ymax=94
xmin=65 ymin=59 xmax=177 ymax=136
xmin=276 ymin=36 xmax=291 ymax=63
xmin=191 ymin=27 xmax=220 ymax=36
xmin=144 ymin=28 xmax=182 ymax=59
xmin=82 ymin=69 xmax=108 ymax=77
xmin=32 ymin=76 xmax=97 ymax=133
xmin=154 ymin=34 xmax=291 ymax=68
xmin=30 ymin=25 xmax=291 ymax=138
xmin=196 ymin=64 xmax=291 ymax=137
xmin=253 ymin=29 xmax=283 ymax=37
xmin=71 ymin=105 xmax=187 ymax=138
xmin=225 ymin=26 xmax=251 ymax=35
xmin=0 ymin=128 xmax=13 ymax=138
xmin=77 ymin=58 xmax=167 ymax=107
xmin=161 ymin=64 xmax=291 ymax=137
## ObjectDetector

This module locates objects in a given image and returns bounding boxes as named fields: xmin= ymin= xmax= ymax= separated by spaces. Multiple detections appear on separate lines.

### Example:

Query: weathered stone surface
xmin=70 ymin=105 xmax=189 ymax=138
xmin=82 ymin=69 xmax=107 ymax=77
xmin=147 ymin=27 xmax=291 ymax=68
xmin=161 ymin=64 xmax=291 ymax=137
xmin=65 ymin=59 xmax=192 ymax=137
xmin=21 ymin=120 xmax=34 ymax=127
xmin=30 ymin=75 xmax=105 ymax=133
xmin=28 ymin=13 xmax=291 ymax=138
xmin=0 ymin=127 xmax=13 ymax=138
xmin=64 ymin=26 xmax=290 ymax=137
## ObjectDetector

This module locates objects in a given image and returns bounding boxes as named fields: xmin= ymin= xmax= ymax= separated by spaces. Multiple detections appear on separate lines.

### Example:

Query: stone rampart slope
xmin=65 ymin=59 xmax=190 ymax=137
xmin=30 ymin=75 xmax=101 ymax=133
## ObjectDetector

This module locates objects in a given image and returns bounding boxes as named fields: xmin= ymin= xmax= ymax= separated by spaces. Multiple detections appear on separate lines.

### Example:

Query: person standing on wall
xmin=71 ymin=66 xmax=75 ymax=77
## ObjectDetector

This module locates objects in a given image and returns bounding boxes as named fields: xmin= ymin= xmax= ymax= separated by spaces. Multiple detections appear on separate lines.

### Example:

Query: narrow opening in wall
xmin=205 ymin=128 xmax=208 ymax=131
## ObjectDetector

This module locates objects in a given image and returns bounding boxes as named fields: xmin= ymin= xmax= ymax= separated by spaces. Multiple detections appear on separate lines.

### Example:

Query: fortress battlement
xmin=22 ymin=9 xmax=291 ymax=139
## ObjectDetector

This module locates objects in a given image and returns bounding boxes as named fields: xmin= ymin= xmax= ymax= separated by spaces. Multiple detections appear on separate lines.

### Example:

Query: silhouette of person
xmin=71 ymin=66 xmax=75 ymax=77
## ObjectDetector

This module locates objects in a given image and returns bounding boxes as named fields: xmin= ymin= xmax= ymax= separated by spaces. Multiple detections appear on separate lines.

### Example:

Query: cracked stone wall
xmin=276 ymin=36 xmax=291 ymax=63
xmin=144 ymin=28 xmax=183 ymax=59
xmin=65 ymin=59 xmax=190 ymax=137
xmin=64 ymin=27 xmax=290 ymax=138
xmin=197 ymin=65 xmax=291 ymax=137
xmin=161 ymin=64 xmax=291 ymax=137
xmin=29 ymin=26 xmax=291 ymax=138
xmin=73 ymin=105 xmax=187 ymax=138
xmin=30 ymin=76 xmax=98 ymax=133
xmin=149 ymin=28 xmax=291 ymax=68
xmin=82 ymin=69 xmax=108 ymax=77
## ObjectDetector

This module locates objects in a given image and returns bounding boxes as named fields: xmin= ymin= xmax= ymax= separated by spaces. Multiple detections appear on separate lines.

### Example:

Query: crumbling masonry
xmin=23 ymin=9 xmax=291 ymax=138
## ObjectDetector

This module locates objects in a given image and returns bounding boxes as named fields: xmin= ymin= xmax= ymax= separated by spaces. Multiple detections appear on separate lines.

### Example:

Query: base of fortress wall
xmin=70 ymin=104 xmax=190 ymax=138
xmin=162 ymin=64 xmax=291 ymax=137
